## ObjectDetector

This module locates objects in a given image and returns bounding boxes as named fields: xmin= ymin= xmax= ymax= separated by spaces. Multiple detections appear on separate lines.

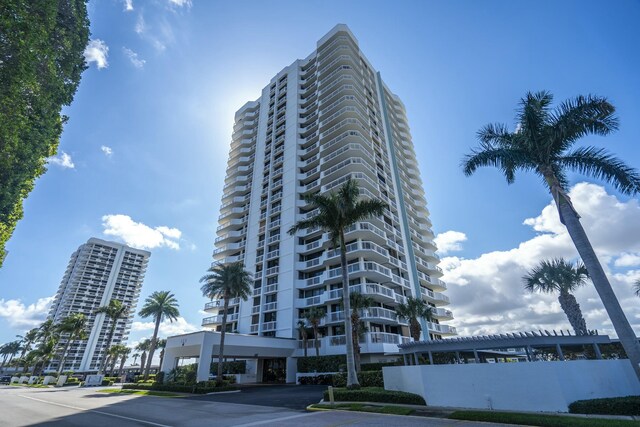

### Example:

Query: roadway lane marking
xmin=18 ymin=394 xmax=172 ymax=427
xmin=233 ymin=411 xmax=320 ymax=427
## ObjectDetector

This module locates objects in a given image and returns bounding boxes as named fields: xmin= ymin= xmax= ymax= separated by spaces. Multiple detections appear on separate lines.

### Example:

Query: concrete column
xmin=455 ymin=351 xmax=461 ymax=364
xmin=473 ymin=349 xmax=479 ymax=363
xmin=197 ymin=343 xmax=213 ymax=382
xmin=556 ymin=344 xmax=565 ymax=361
xmin=526 ymin=346 xmax=533 ymax=362
xmin=413 ymin=353 xmax=419 ymax=365
xmin=402 ymin=354 xmax=408 ymax=365
xmin=286 ymin=357 xmax=297 ymax=384
xmin=593 ymin=343 xmax=602 ymax=360
xmin=428 ymin=351 xmax=434 ymax=365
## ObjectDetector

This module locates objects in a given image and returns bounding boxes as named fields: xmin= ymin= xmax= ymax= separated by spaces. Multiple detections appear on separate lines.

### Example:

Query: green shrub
xmin=101 ymin=380 xmax=114 ymax=386
xmin=569 ymin=396 xmax=640 ymax=416
xmin=298 ymin=374 xmax=334 ymax=385
xmin=210 ymin=360 xmax=246 ymax=374
xmin=297 ymin=355 xmax=346 ymax=373
xmin=360 ymin=360 xmax=403 ymax=371
xmin=122 ymin=382 xmax=236 ymax=394
xmin=324 ymin=387 xmax=425 ymax=405
xmin=65 ymin=378 xmax=80 ymax=385
xmin=155 ymin=372 xmax=165 ymax=384
xmin=332 ymin=371 xmax=384 ymax=388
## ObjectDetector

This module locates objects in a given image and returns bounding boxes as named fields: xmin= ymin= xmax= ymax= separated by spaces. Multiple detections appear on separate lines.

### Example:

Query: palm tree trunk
xmin=159 ymin=349 xmax=165 ymax=372
xmin=351 ymin=312 xmax=361 ymax=372
xmin=98 ymin=323 xmax=117 ymax=374
xmin=217 ymin=294 xmax=230 ymax=382
xmin=410 ymin=319 xmax=421 ymax=342
xmin=340 ymin=231 xmax=359 ymax=388
xmin=119 ymin=356 xmax=126 ymax=376
xmin=144 ymin=316 xmax=161 ymax=380
xmin=558 ymin=291 xmax=588 ymax=335
xmin=57 ymin=338 xmax=73 ymax=374
xmin=313 ymin=324 xmax=320 ymax=357
xmin=140 ymin=351 xmax=147 ymax=376
xmin=303 ymin=334 xmax=308 ymax=358
xmin=556 ymin=195 xmax=640 ymax=382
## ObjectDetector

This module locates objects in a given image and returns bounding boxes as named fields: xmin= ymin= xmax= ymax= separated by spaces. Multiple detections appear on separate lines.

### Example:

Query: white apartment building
xmin=48 ymin=238 xmax=150 ymax=372
xmin=204 ymin=24 xmax=455 ymax=364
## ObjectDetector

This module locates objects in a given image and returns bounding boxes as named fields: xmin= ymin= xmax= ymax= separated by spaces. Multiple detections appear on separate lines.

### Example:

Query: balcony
xmin=202 ymin=312 xmax=239 ymax=326
xmin=421 ymin=287 xmax=450 ymax=306
xmin=431 ymin=307 xmax=454 ymax=320
xmin=427 ymin=322 xmax=457 ymax=336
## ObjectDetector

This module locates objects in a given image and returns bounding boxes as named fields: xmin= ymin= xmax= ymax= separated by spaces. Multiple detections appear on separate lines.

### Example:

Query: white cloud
xmin=0 ymin=296 xmax=54 ymax=330
xmin=614 ymin=253 xmax=640 ymax=268
xmin=100 ymin=145 xmax=113 ymax=157
xmin=132 ymin=317 xmax=198 ymax=336
xmin=84 ymin=39 xmax=109 ymax=69
xmin=47 ymin=151 xmax=75 ymax=169
xmin=135 ymin=14 xmax=145 ymax=34
xmin=168 ymin=0 xmax=191 ymax=7
xmin=102 ymin=214 xmax=182 ymax=250
xmin=434 ymin=231 xmax=467 ymax=254
xmin=442 ymin=183 xmax=640 ymax=338
xmin=123 ymin=0 xmax=133 ymax=11
xmin=122 ymin=47 xmax=146 ymax=68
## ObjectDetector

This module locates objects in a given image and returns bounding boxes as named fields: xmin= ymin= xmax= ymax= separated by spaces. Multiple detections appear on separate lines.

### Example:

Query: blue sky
xmin=1 ymin=0 xmax=639 ymax=351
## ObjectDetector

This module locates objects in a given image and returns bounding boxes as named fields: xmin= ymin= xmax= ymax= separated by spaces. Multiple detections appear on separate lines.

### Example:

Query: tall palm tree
xmin=138 ymin=291 xmax=180 ymax=380
xmin=395 ymin=296 xmax=433 ymax=342
xmin=349 ymin=292 xmax=374 ymax=372
xmin=523 ymin=258 xmax=590 ymax=335
xmin=297 ymin=321 xmax=309 ymax=358
xmin=303 ymin=306 xmax=325 ymax=357
xmin=288 ymin=178 xmax=387 ymax=389
xmin=17 ymin=328 xmax=39 ymax=359
xmin=200 ymin=262 xmax=252 ymax=383
xmin=107 ymin=344 xmax=129 ymax=376
xmin=55 ymin=313 xmax=88 ymax=374
xmin=31 ymin=338 xmax=58 ymax=375
xmin=136 ymin=339 xmax=151 ymax=375
xmin=0 ymin=341 xmax=21 ymax=370
xmin=95 ymin=299 xmax=129 ymax=374
xmin=37 ymin=319 xmax=56 ymax=343
xmin=118 ymin=346 xmax=131 ymax=376
xmin=462 ymin=91 xmax=640 ymax=381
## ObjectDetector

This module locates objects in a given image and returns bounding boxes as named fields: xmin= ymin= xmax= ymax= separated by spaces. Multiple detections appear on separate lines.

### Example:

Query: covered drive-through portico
xmin=162 ymin=331 xmax=298 ymax=383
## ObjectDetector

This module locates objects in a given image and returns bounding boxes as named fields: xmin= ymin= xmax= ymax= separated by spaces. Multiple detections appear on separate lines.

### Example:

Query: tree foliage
xmin=0 ymin=0 xmax=90 ymax=267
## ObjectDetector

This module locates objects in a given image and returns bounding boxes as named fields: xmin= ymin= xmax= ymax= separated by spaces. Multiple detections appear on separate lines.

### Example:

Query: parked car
xmin=0 ymin=375 xmax=12 ymax=384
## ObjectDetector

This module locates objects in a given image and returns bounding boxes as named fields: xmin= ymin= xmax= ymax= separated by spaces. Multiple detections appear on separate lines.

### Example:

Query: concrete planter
xmin=56 ymin=375 xmax=68 ymax=387
xmin=27 ymin=376 xmax=38 ymax=385
xmin=18 ymin=376 xmax=28 ymax=384
xmin=43 ymin=376 xmax=56 ymax=385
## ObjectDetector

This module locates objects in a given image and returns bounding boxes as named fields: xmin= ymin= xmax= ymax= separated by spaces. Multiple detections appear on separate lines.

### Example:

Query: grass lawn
xmin=311 ymin=403 xmax=414 ymax=416
xmin=99 ymin=388 xmax=184 ymax=397
xmin=449 ymin=410 xmax=639 ymax=427
xmin=10 ymin=383 xmax=50 ymax=388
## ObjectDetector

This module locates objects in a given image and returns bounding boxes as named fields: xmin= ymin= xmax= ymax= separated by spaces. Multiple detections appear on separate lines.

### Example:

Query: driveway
xmin=188 ymin=384 xmax=326 ymax=410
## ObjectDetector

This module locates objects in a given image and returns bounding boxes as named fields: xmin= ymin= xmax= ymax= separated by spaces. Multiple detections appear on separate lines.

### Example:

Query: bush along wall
xmin=297 ymin=355 xmax=346 ymax=373
xmin=332 ymin=371 xmax=384 ymax=388
xmin=324 ymin=388 xmax=425 ymax=405
xmin=210 ymin=360 xmax=246 ymax=375
xmin=568 ymin=396 xmax=640 ymax=416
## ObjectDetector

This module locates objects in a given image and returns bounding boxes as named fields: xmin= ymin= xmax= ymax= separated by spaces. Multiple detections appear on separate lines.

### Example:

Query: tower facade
xmin=48 ymin=238 xmax=150 ymax=372
xmin=205 ymin=25 xmax=455 ymax=362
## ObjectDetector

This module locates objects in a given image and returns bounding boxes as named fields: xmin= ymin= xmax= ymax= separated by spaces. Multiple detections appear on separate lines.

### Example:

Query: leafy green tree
xmin=395 ymin=297 xmax=433 ymax=342
xmin=138 ymin=291 xmax=180 ymax=380
xmin=462 ymin=91 xmax=640 ymax=381
xmin=0 ymin=0 xmax=90 ymax=267
xmin=200 ymin=262 xmax=251 ymax=383
xmin=348 ymin=292 xmax=374 ymax=372
xmin=288 ymin=178 xmax=387 ymax=388
xmin=303 ymin=306 xmax=325 ymax=358
xmin=95 ymin=299 xmax=129 ymax=374
xmin=523 ymin=258 xmax=590 ymax=335
xmin=55 ymin=313 xmax=88 ymax=374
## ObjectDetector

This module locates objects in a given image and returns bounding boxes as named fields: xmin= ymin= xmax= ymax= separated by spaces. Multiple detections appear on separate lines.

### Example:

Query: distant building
xmin=48 ymin=238 xmax=150 ymax=372
xmin=203 ymin=24 xmax=454 ymax=365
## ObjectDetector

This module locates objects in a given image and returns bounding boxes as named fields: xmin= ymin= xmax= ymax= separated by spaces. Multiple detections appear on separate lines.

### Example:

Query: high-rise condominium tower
xmin=204 ymin=25 xmax=455 ymax=363
xmin=48 ymin=238 xmax=150 ymax=372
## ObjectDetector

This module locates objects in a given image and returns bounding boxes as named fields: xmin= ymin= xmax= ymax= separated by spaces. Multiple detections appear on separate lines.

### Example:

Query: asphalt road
xmin=0 ymin=385 xmax=512 ymax=426
xmin=188 ymin=384 xmax=326 ymax=410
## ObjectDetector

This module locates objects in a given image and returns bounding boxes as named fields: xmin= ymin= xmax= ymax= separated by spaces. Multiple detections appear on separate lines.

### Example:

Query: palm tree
xmin=288 ymin=178 xmax=387 ymax=389
xmin=634 ymin=279 xmax=640 ymax=297
xmin=31 ymin=338 xmax=58 ymax=375
xmin=136 ymin=339 xmax=151 ymax=375
xmin=200 ymin=262 xmax=252 ymax=383
xmin=95 ymin=299 xmax=130 ymax=374
xmin=106 ymin=344 xmax=129 ymax=376
xmin=138 ymin=291 xmax=180 ymax=380
xmin=303 ymin=306 xmax=325 ymax=357
xmin=395 ymin=297 xmax=433 ymax=342
xmin=349 ymin=292 xmax=374 ymax=372
xmin=0 ymin=341 xmax=21 ymax=370
xmin=297 ymin=321 xmax=308 ymax=358
xmin=523 ymin=258 xmax=590 ymax=335
xmin=55 ymin=313 xmax=88 ymax=374
xmin=17 ymin=328 xmax=39 ymax=359
xmin=37 ymin=319 xmax=56 ymax=343
xmin=462 ymin=91 xmax=640 ymax=381
xmin=156 ymin=339 xmax=167 ymax=371
xmin=132 ymin=353 xmax=140 ymax=365
xmin=118 ymin=346 xmax=131 ymax=376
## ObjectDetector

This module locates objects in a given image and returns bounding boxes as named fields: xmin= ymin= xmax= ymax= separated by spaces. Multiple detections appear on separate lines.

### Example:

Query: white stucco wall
xmin=383 ymin=360 xmax=640 ymax=412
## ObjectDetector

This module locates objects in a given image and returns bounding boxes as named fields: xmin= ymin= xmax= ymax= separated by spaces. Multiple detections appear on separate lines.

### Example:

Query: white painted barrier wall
xmin=383 ymin=360 xmax=640 ymax=412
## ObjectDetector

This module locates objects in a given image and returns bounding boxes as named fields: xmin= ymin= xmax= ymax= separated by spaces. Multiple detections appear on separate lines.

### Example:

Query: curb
xmin=205 ymin=389 xmax=241 ymax=395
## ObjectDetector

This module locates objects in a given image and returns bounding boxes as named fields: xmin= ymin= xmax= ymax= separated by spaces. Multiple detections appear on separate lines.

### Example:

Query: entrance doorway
xmin=261 ymin=358 xmax=286 ymax=383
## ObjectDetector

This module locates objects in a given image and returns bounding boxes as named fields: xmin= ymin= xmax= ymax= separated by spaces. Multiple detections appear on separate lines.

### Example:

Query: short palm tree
xmin=0 ymin=341 xmax=21 ymax=370
xmin=107 ymin=344 xmax=129 ymax=376
xmin=118 ymin=346 xmax=132 ymax=376
xmin=156 ymin=338 xmax=167 ymax=371
xmin=297 ymin=321 xmax=309 ymax=358
xmin=17 ymin=328 xmax=39 ymax=359
xmin=132 ymin=353 xmax=140 ymax=365
xmin=523 ymin=258 xmax=590 ymax=335
xmin=138 ymin=291 xmax=180 ymax=380
xmin=288 ymin=178 xmax=387 ymax=389
xmin=136 ymin=339 xmax=151 ymax=375
xmin=462 ymin=91 xmax=640 ymax=381
xmin=200 ymin=262 xmax=252 ymax=383
xmin=395 ymin=296 xmax=433 ymax=342
xmin=37 ymin=319 xmax=56 ymax=343
xmin=31 ymin=338 xmax=58 ymax=375
xmin=55 ymin=313 xmax=88 ymax=374
xmin=303 ymin=306 xmax=325 ymax=357
xmin=95 ymin=299 xmax=129 ymax=374
xmin=349 ymin=292 xmax=374 ymax=372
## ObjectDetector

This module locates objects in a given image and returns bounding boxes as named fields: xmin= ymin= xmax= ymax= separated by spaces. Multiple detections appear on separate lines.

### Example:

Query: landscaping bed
xmin=100 ymin=388 xmax=183 ymax=397
xmin=449 ymin=410 xmax=639 ymax=427
xmin=310 ymin=403 xmax=414 ymax=415
xmin=122 ymin=381 xmax=237 ymax=394
xmin=569 ymin=396 xmax=640 ymax=416
xmin=323 ymin=387 xmax=425 ymax=405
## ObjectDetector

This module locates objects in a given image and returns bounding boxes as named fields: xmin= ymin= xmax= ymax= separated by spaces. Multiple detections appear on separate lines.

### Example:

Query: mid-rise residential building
xmin=203 ymin=24 xmax=455 ymax=364
xmin=48 ymin=238 xmax=150 ymax=372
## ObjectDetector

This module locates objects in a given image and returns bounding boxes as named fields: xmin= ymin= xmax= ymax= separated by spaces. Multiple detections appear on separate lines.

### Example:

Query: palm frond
xmin=517 ymin=91 xmax=553 ymax=147
xmin=350 ymin=199 xmax=387 ymax=223
xmin=462 ymin=147 xmax=535 ymax=183
xmin=477 ymin=123 xmax=514 ymax=148
xmin=287 ymin=216 xmax=326 ymax=235
xmin=558 ymin=147 xmax=640 ymax=195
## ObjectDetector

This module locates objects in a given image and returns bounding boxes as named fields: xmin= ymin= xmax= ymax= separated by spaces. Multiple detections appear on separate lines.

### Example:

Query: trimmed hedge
xmin=324 ymin=387 xmax=425 ymax=405
xmin=297 ymin=355 xmax=346 ymax=373
xmin=333 ymin=371 xmax=383 ymax=388
xmin=569 ymin=395 xmax=640 ymax=416
xmin=122 ymin=381 xmax=236 ymax=394
xmin=360 ymin=361 xmax=402 ymax=371
xmin=298 ymin=374 xmax=334 ymax=385
xmin=210 ymin=360 xmax=246 ymax=374
xmin=101 ymin=380 xmax=114 ymax=386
